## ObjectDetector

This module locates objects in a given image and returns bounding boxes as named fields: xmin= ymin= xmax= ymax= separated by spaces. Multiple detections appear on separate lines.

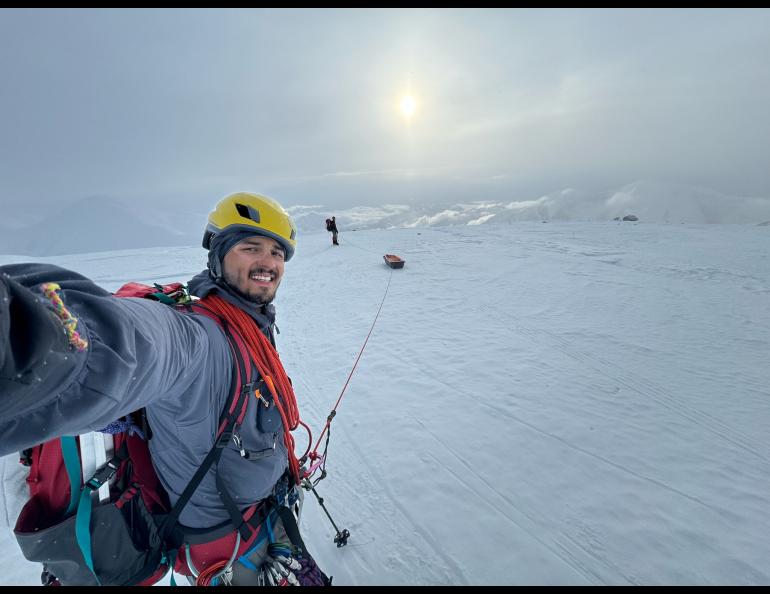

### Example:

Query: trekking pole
xmin=303 ymin=479 xmax=350 ymax=547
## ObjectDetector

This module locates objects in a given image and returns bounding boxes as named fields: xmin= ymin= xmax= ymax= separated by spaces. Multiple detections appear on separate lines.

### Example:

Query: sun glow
xmin=400 ymin=94 xmax=417 ymax=119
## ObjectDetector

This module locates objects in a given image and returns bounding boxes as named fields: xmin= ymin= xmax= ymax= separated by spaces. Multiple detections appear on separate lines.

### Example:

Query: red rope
xmin=195 ymin=559 xmax=230 ymax=586
xmin=310 ymin=270 xmax=393 ymax=457
xmin=200 ymin=295 xmax=301 ymax=484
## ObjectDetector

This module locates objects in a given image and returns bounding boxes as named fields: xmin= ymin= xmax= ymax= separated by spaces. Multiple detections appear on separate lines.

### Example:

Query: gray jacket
xmin=0 ymin=263 xmax=289 ymax=529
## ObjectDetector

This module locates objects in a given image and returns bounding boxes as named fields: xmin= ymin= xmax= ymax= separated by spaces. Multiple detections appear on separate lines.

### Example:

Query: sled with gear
xmin=12 ymin=281 xmax=329 ymax=586
xmin=383 ymin=254 xmax=405 ymax=269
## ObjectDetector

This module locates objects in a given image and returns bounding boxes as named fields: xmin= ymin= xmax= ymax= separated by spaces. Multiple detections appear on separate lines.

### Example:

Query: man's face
xmin=222 ymin=236 xmax=285 ymax=304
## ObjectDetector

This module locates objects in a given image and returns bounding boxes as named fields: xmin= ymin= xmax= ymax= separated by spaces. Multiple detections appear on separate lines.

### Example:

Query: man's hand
xmin=1 ymin=272 xmax=69 ymax=381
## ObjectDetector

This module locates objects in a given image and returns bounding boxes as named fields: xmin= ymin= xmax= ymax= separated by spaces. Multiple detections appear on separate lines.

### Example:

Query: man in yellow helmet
xmin=0 ymin=193 xmax=330 ymax=586
xmin=192 ymin=192 xmax=297 ymax=342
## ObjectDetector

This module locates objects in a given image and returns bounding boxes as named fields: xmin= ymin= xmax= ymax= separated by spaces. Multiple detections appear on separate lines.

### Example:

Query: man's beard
xmin=222 ymin=271 xmax=277 ymax=306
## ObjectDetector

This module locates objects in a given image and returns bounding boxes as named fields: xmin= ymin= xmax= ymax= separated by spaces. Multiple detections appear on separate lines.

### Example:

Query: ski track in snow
xmin=509 ymin=322 xmax=770 ymax=465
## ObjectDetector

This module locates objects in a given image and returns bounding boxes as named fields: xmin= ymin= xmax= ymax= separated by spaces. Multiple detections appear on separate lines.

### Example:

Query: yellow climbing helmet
xmin=203 ymin=192 xmax=297 ymax=261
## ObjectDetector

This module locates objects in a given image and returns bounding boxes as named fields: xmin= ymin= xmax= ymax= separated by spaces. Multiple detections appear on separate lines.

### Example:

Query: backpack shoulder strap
xmin=113 ymin=283 xmax=258 ymax=540
xmin=159 ymin=303 xmax=256 ymax=541
xmin=114 ymin=282 xmax=191 ymax=305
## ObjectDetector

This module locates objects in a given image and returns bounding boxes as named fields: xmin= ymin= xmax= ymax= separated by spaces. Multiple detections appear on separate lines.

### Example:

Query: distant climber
xmin=325 ymin=216 xmax=339 ymax=245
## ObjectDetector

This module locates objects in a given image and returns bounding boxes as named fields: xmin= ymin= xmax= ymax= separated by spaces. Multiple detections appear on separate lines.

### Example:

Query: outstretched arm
xmin=0 ymin=263 xmax=220 ymax=455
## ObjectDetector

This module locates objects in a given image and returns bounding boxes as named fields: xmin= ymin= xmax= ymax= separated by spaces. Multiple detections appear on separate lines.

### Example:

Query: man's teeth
xmin=251 ymin=274 xmax=272 ymax=282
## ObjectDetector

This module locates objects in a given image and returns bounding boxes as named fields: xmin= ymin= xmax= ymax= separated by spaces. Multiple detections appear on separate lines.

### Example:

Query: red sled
xmin=383 ymin=254 xmax=405 ymax=269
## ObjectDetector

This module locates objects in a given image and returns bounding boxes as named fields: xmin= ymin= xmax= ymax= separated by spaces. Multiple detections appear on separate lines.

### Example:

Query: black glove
xmin=0 ymin=272 xmax=69 ymax=383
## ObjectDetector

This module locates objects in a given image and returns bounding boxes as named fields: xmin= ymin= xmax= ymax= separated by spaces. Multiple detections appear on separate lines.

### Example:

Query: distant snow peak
xmin=5 ymin=180 xmax=770 ymax=256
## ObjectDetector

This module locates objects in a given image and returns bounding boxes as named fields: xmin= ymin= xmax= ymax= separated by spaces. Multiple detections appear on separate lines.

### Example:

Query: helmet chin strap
xmin=207 ymin=251 xmax=224 ymax=279
xmin=207 ymin=229 xmax=254 ymax=280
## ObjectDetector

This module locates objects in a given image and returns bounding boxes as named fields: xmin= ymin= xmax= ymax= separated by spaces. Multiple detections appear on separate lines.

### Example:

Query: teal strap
xmin=237 ymin=508 xmax=278 ymax=571
xmin=236 ymin=527 xmax=270 ymax=571
xmin=152 ymin=292 xmax=177 ymax=305
xmin=266 ymin=514 xmax=275 ymax=544
xmin=238 ymin=556 xmax=259 ymax=572
xmin=165 ymin=550 xmax=178 ymax=587
xmin=60 ymin=436 xmax=81 ymax=515
xmin=75 ymin=486 xmax=101 ymax=585
xmin=63 ymin=435 xmax=102 ymax=584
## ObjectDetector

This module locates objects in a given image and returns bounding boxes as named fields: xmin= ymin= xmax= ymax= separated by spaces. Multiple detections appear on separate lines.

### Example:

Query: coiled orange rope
xmin=200 ymin=295 xmax=301 ymax=484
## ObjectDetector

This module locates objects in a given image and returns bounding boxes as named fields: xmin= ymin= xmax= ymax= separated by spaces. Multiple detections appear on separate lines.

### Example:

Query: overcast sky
xmin=2 ymin=8 xmax=769 ymax=216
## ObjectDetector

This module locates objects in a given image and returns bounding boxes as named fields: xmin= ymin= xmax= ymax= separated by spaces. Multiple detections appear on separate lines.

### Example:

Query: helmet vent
xmin=235 ymin=203 xmax=261 ymax=223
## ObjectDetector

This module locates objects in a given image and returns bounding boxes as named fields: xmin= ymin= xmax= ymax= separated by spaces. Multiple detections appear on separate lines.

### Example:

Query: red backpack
xmin=13 ymin=282 xmax=261 ymax=586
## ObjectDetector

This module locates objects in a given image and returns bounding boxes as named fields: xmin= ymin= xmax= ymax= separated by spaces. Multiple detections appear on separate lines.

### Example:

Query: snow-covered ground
xmin=2 ymin=220 xmax=769 ymax=585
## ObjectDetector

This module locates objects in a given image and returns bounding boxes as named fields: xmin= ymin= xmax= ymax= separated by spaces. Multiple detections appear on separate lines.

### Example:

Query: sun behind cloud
xmin=400 ymin=94 xmax=417 ymax=119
